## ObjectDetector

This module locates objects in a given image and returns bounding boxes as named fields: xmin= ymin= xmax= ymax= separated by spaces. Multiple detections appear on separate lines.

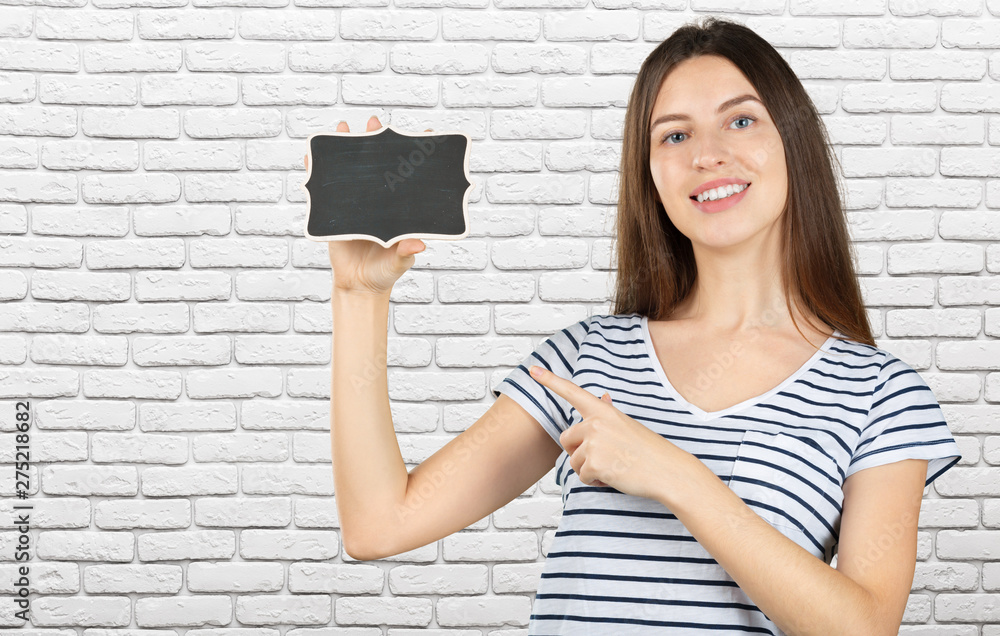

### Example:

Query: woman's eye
xmin=659 ymin=114 xmax=757 ymax=145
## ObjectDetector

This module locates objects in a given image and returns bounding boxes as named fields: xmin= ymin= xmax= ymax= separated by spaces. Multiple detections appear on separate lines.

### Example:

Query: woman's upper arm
xmin=368 ymin=393 xmax=563 ymax=560
xmin=835 ymin=458 xmax=927 ymax=635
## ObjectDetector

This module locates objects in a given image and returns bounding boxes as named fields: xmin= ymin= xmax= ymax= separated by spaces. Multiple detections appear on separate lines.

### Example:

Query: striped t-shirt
xmin=491 ymin=313 xmax=962 ymax=635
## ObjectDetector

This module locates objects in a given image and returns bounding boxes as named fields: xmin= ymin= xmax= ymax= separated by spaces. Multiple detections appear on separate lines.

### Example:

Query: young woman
xmin=320 ymin=16 xmax=962 ymax=635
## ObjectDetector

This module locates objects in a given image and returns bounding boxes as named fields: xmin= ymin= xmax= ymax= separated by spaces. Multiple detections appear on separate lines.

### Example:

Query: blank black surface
xmin=303 ymin=126 xmax=473 ymax=246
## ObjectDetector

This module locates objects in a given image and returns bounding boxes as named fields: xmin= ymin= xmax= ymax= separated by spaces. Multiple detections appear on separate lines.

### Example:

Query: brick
xmin=132 ymin=335 xmax=231 ymax=366
xmin=81 ymin=173 xmax=181 ymax=205
xmin=942 ymin=19 xmax=1000 ymax=48
xmin=889 ymin=114 xmax=985 ymax=145
xmin=847 ymin=210 xmax=935 ymax=240
xmin=0 ymin=136 xmax=35 ymax=165
xmin=84 ymin=564 xmax=183 ymax=594
xmin=390 ymin=43 xmax=489 ymax=74
xmin=86 ymin=238 xmax=185 ymax=270
xmin=542 ymin=10 xmax=640 ymax=41
xmin=141 ymin=402 xmax=237 ymax=432
xmin=82 ymin=107 xmax=180 ymax=138
xmin=748 ymin=18 xmax=841 ymax=48
xmin=436 ymin=594 xmax=531 ymax=626
xmin=342 ymin=74 xmax=438 ymax=106
xmin=843 ymin=18 xmax=938 ymax=49
xmin=32 ymin=205 xmax=130 ymax=236
xmin=33 ymin=271 xmax=130 ymax=301
xmin=789 ymin=0 xmax=886 ymax=15
xmin=840 ymin=147 xmax=936 ymax=177
xmin=490 ymin=110 xmax=587 ymax=139
xmin=0 ymin=7 xmax=33 ymax=38
xmin=493 ymin=43 xmax=587 ymax=74
xmin=822 ymin=115 xmax=886 ymax=144
xmin=31 ymin=334 xmax=129 ymax=365
xmin=84 ymin=369 xmax=183 ymax=399
xmin=841 ymin=82 xmax=937 ymax=112
xmin=0 ymin=41 xmax=79 ymax=72
xmin=443 ymin=76 xmax=536 ymax=107
xmin=234 ymin=334 xmax=330 ymax=364
xmin=790 ymin=50 xmax=885 ymax=79
xmin=942 ymin=83 xmax=1000 ymax=112
xmin=941 ymin=147 xmax=1000 ymax=177
xmin=887 ymin=243 xmax=983 ymax=274
xmin=340 ymin=9 xmax=438 ymax=40
xmin=545 ymin=141 xmax=620 ymax=171
xmin=140 ymin=75 xmax=238 ymax=106
xmin=0 ymin=170 xmax=78 ymax=202
xmin=238 ymin=9 xmax=338 ymax=40
xmin=0 ymin=236 xmax=82 ymax=267
xmin=334 ymin=596 xmax=432 ymax=626
xmin=137 ymin=10 xmax=236 ymax=40
xmin=234 ymin=594 xmax=331 ymax=625
xmin=485 ymin=174 xmax=584 ymax=204
xmin=288 ymin=42 xmax=386 ymax=73
xmin=40 ymin=76 xmax=137 ymax=105
xmin=134 ymin=595 xmax=234 ymax=628
xmin=91 ymin=303 xmax=188 ymax=334
xmin=84 ymin=44 xmax=182 ymax=73
xmin=442 ymin=12 xmax=540 ymax=41
xmin=541 ymin=76 xmax=633 ymax=107
xmin=885 ymin=177 xmax=982 ymax=208
xmin=890 ymin=50 xmax=987 ymax=80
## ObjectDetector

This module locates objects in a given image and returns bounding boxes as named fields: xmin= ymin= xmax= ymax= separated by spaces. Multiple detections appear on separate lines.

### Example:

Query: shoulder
xmin=575 ymin=313 xmax=646 ymax=342
xmin=539 ymin=313 xmax=643 ymax=357
xmin=827 ymin=335 xmax=928 ymax=391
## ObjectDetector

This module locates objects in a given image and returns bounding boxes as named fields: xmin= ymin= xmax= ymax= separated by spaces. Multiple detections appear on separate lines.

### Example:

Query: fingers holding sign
xmin=528 ymin=364 xmax=681 ymax=502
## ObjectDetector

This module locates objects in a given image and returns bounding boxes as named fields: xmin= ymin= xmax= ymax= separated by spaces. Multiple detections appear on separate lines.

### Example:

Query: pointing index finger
xmin=529 ymin=365 xmax=604 ymax=418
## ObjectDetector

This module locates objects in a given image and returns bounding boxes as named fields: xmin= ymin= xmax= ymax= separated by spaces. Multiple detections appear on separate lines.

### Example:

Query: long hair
xmin=611 ymin=16 xmax=874 ymax=348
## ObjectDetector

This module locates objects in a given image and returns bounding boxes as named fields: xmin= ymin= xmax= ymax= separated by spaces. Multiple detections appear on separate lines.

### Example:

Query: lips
xmin=690 ymin=182 xmax=751 ymax=213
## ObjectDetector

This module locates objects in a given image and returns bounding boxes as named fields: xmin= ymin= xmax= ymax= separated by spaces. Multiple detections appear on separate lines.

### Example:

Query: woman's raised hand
xmin=304 ymin=115 xmax=429 ymax=296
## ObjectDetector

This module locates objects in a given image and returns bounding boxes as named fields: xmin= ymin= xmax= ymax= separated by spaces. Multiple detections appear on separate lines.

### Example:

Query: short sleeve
xmin=491 ymin=315 xmax=593 ymax=451
xmin=847 ymin=352 xmax=962 ymax=488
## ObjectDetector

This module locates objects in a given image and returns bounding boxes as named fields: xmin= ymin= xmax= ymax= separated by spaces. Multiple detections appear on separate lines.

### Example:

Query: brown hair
xmin=610 ymin=15 xmax=874 ymax=348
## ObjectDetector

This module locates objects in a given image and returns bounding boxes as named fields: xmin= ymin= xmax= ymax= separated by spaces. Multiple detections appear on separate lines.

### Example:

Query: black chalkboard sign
xmin=301 ymin=125 xmax=474 ymax=247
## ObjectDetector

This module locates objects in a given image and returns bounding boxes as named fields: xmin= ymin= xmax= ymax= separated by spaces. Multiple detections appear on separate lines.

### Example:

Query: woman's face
xmin=648 ymin=54 xmax=788 ymax=251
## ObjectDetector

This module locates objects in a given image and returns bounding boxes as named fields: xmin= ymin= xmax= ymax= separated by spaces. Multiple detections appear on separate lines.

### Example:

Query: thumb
xmin=601 ymin=392 xmax=612 ymax=404
xmin=395 ymin=239 xmax=425 ymax=260
xmin=392 ymin=239 xmax=424 ymax=277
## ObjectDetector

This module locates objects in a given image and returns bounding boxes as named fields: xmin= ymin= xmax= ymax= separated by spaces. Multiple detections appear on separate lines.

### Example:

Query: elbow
xmin=861 ymin=592 xmax=898 ymax=636
xmin=869 ymin=615 xmax=899 ymax=636
xmin=342 ymin=532 xmax=383 ymax=561
xmin=867 ymin=618 xmax=897 ymax=636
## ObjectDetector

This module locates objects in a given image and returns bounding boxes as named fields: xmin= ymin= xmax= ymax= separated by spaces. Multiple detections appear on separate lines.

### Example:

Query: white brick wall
xmin=0 ymin=1 xmax=997 ymax=632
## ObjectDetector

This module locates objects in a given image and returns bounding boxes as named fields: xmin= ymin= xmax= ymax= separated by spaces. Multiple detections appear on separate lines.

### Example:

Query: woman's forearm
xmin=655 ymin=448 xmax=884 ymax=635
xmin=330 ymin=287 xmax=408 ymax=559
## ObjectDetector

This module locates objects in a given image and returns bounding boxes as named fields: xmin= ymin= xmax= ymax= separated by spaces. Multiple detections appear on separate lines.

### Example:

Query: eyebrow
xmin=650 ymin=94 xmax=763 ymax=131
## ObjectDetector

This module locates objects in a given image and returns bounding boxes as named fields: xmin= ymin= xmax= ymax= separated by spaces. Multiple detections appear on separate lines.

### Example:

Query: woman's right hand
xmin=305 ymin=115 xmax=428 ymax=296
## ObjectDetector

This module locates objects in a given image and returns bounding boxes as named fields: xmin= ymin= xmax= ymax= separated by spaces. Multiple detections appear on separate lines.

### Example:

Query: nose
xmin=691 ymin=132 xmax=731 ymax=169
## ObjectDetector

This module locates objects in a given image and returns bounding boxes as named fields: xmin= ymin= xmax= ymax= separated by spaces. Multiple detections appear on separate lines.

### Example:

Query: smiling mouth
xmin=690 ymin=182 xmax=752 ymax=202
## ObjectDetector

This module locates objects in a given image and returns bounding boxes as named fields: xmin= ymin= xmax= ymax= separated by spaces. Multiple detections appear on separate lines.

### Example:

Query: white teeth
xmin=696 ymin=182 xmax=748 ymax=203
